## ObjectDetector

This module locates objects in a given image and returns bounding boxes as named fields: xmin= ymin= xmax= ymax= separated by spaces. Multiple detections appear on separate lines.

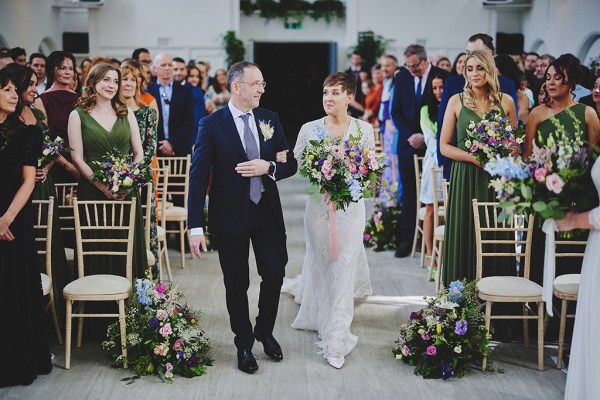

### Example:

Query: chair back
xmin=555 ymin=237 xmax=587 ymax=260
xmin=472 ymin=199 xmax=534 ymax=281
xmin=72 ymin=198 xmax=137 ymax=282
xmin=155 ymin=167 xmax=170 ymax=228
xmin=156 ymin=156 xmax=190 ymax=209
xmin=32 ymin=197 xmax=54 ymax=277
xmin=413 ymin=155 xmax=423 ymax=207
xmin=55 ymin=183 xmax=78 ymax=233
xmin=431 ymin=168 xmax=445 ymax=228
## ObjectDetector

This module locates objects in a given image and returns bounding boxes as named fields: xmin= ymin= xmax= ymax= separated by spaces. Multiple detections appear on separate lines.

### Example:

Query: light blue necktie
xmin=240 ymin=114 xmax=262 ymax=204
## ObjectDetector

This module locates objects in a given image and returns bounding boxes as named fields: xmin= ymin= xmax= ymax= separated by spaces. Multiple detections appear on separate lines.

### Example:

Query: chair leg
xmin=419 ymin=231 xmax=426 ymax=267
xmin=162 ymin=237 xmax=173 ymax=281
xmin=557 ymin=299 xmax=568 ymax=369
xmin=523 ymin=303 xmax=529 ymax=348
xmin=118 ymin=299 xmax=128 ymax=369
xmin=434 ymin=240 xmax=443 ymax=292
xmin=410 ymin=218 xmax=420 ymax=257
xmin=179 ymin=221 xmax=185 ymax=269
xmin=537 ymin=301 xmax=545 ymax=371
xmin=427 ymin=238 xmax=437 ymax=279
xmin=65 ymin=300 xmax=72 ymax=369
xmin=77 ymin=303 xmax=84 ymax=348
xmin=48 ymin=290 xmax=63 ymax=344
xmin=482 ymin=301 xmax=492 ymax=370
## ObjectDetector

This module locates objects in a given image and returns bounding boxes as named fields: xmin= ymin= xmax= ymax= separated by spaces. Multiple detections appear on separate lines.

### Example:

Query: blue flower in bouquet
xmin=484 ymin=155 xmax=530 ymax=179
xmin=348 ymin=178 xmax=362 ymax=201
xmin=135 ymin=279 xmax=153 ymax=306
xmin=455 ymin=319 xmax=468 ymax=336
xmin=441 ymin=363 xmax=454 ymax=380
xmin=149 ymin=317 xmax=159 ymax=328
xmin=448 ymin=280 xmax=464 ymax=303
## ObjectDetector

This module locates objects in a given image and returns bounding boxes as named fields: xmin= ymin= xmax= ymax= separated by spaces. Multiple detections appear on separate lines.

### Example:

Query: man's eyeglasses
xmin=237 ymin=81 xmax=267 ymax=88
xmin=404 ymin=61 xmax=424 ymax=70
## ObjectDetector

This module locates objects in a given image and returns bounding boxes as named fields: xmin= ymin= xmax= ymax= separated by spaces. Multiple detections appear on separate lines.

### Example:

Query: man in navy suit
xmin=391 ymin=44 xmax=447 ymax=258
xmin=436 ymin=33 xmax=518 ymax=181
xmin=148 ymin=53 xmax=195 ymax=156
xmin=188 ymin=61 xmax=297 ymax=374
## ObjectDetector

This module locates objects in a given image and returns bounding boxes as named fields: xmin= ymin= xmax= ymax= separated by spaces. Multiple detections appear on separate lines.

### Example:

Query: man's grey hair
xmin=404 ymin=44 xmax=427 ymax=61
xmin=227 ymin=61 xmax=260 ymax=92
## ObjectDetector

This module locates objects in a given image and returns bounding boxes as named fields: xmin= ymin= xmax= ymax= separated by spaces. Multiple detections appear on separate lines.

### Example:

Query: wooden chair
xmin=472 ymin=200 xmax=544 ymax=371
xmin=55 ymin=182 xmax=78 ymax=266
xmin=157 ymin=156 xmax=192 ymax=269
xmin=410 ymin=155 xmax=425 ymax=266
xmin=429 ymin=171 xmax=447 ymax=289
xmin=552 ymin=237 xmax=586 ymax=369
xmin=140 ymin=182 xmax=157 ymax=276
xmin=63 ymin=198 xmax=137 ymax=369
xmin=155 ymin=167 xmax=172 ymax=281
xmin=32 ymin=197 xmax=63 ymax=344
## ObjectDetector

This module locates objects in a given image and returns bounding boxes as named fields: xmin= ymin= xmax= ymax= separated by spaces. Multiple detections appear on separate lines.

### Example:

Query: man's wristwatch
xmin=268 ymin=161 xmax=276 ymax=176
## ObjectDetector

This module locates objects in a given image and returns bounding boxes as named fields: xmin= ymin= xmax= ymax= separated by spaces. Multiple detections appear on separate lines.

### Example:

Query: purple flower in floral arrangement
xmin=173 ymin=338 xmax=185 ymax=351
xmin=401 ymin=345 xmax=410 ymax=357
xmin=421 ymin=333 xmax=431 ymax=341
xmin=165 ymin=362 xmax=173 ymax=372
xmin=363 ymin=233 xmax=371 ymax=241
xmin=426 ymin=345 xmax=437 ymax=356
xmin=409 ymin=311 xmax=422 ymax=321
xmin=186 ymin=356 xmax=199 ymax=367
xmin=149 ymin=317 xmax=159 ymax=328
xmin=355 ymin=155 xmax=362 ymax=163
xmin=317 ymin=158 xmax=323 ymax=166
xmin=455 ymin=319 xmax=468 ymax=336
xmin=441 ymin=362 xmax=454 ymax=380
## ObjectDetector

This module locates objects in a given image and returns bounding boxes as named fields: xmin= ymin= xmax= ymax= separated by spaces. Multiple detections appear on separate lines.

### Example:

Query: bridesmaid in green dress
xmin=524 ymin=54 xmax=600 ymax=288
xmin=120 ymin=60 xmax=159 ymax=277
xmin=439 ymin=50 xmax=518 ymax=285
xmin=9 ymin=63 xmax=72 ymax=325
xmin=67 ymin=63 xmax=147 ymax=281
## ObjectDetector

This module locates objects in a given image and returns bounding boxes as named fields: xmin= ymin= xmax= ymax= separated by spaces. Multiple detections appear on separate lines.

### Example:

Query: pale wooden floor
xmin=2 ymin=175 xmax=567 ymax=399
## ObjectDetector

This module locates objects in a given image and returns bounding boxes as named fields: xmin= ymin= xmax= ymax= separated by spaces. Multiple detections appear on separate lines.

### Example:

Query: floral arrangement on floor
xmin=364 ymin=182 xmax=401 ymax=251
xmin=299 ymin=120 xmax=388 ymax=211
xmin=39 ymin=134 xmax=72 ymax=166
xmin=102 ymin=278 xmax=213 ymax=383
xmin=484 ymin=109 xmax=598 ymax=222
xmin=463 ymin=110 xmax=523 ymax=166
xmin=92 ymin=150 xmax=152 ymax=195
xmin=393 ymin=280 xmax=492 ymax=380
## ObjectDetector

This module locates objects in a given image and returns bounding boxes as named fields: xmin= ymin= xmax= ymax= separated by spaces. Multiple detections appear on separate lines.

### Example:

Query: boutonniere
xmin=259 ymin=120 xmax=274 ymax=141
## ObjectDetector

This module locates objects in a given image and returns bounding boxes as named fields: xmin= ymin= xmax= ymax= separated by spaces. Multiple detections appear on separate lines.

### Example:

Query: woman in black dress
xmin=0 ymin=67 xmax=52 ymax=387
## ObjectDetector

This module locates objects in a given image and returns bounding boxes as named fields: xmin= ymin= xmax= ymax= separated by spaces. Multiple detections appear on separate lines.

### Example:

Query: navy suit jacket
xmin=436 ymin=75 xmax=518 ymax=180
xmin=148 ymin=80 xmax=195 ymax=156
xmin=391 ymin=65 xmax=447 ymax=168
xmin=187 ymin=106 xmax=297 ymax=236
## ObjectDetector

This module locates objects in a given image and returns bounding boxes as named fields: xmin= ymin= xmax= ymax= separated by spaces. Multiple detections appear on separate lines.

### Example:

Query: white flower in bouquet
xmin=123 ymin=176 xmax=133 ymax=187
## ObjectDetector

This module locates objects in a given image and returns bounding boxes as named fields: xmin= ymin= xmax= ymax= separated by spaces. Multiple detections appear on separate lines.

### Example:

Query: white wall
xmin=0 ymin=0 xmax=61 ymax=53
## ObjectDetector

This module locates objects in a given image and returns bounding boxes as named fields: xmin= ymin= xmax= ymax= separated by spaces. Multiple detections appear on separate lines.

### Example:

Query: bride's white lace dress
xmin=564 ymin=159 xmax=600 ymax=399
xmin=282 ymin=117 xmax=373 ymax=368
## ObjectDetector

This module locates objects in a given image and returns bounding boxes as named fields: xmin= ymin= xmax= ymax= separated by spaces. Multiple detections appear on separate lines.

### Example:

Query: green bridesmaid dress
xmin=442 ymin=95 xmax=514 ymax=285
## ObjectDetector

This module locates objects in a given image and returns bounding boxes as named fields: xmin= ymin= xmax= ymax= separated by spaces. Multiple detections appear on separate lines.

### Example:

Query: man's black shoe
xmin=394 ymin=242 xmax=412 ymax=258
xmin=254 ymin=330 xmax=283 ymax=361
xmin=237 ymin=349 xmax=258 ymax=374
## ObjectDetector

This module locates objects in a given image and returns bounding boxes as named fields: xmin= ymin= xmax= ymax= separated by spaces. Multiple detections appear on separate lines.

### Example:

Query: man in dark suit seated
xmin=148 ymin=52 xmax=195 ymax=156
xmin=391 ymin=44 xmax=448 ymax=258
xmin=436 ymin=33 xmax=519 ymax=181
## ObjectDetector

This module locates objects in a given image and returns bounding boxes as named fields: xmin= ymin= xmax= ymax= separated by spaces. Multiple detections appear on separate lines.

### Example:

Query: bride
xmin=282 ymin=72 xmax=373 ymax=369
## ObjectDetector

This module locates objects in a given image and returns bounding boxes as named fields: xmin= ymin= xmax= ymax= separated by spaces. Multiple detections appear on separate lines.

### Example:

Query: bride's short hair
xmin=323 ymin=72 xmax=356 ymax=96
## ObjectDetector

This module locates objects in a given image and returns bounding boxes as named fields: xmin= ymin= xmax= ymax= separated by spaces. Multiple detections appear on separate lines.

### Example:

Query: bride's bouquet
xmin=92 ymin=149 xmax=152 ymax=195
xmin=484 ymin=109 xmax=598 ymax=222
xmin=299 ymin=121 xmax=387 ymax=211
xmin=463 ymin=110 xmax=523 ymax=166
xmin=38 ymin=133 xmax=72 ymax=167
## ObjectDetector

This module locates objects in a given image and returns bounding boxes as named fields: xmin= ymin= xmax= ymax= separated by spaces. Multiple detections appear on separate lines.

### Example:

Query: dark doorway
xmin=253 ymin=42 xmax=337 ymax=147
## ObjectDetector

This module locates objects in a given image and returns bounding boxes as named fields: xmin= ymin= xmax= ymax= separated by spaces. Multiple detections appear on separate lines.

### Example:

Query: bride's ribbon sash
xmin=542 ymin=219 xmax=557 ymax=316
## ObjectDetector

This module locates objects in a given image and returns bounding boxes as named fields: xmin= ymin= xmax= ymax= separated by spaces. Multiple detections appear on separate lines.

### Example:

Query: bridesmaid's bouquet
xmin=393 ymin=280 xmax=493 ymax=379
xmin=463 ymin=110 xmax=523 ymax=166
xmin=38 ymin=134 xmax=72 ymax=167
xmin=299 ymin=121 xmax=387 ymax=211
xmin=484 ymin=109 xmax=598 ymax=222
xmin=92 ymin=150 xmax=152 ymax=195
xmin=103 ymin=278 xmax=213 ymax=383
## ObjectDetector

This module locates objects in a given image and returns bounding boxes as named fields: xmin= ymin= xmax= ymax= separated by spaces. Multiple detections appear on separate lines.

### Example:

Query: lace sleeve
xmin=589 ymin=207 xmax=600 ymax=230
xmin=143 ymin=107 xmax=158 ymax=166
xmin=360 ymin=120 xmax=375 ymax=151
xmin=293 ymin=123 xmax=309 ymax=171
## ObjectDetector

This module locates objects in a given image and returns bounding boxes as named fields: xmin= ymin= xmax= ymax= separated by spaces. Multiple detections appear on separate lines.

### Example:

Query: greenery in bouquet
xmin=92 ymin=149 xmax=152 ymax=195
xmin=38 ymin=133 xmax=72 ymax=167
xmin=393 ymin=280 xmax=492 ymax=380
xmin=299 ymin=120 xmax=387 ymax=211
xmin=102 ymin=278 xmax=213 ymax=383
xmin=363 ymin=182 xmax=401 ymax=251
xmin=463 ymin=110 xmax=523 ymax=166
xmin=485 ymin=109 xmax=598 ymax=222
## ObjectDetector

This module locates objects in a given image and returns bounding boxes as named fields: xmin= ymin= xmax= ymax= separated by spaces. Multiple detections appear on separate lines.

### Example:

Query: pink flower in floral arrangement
xmin=156 ymin=309 xmax=168 ymax=321
xmin=321 ymin=160 xmax=334 ymax=181
xmin=154 ymin=343 xmax=169 ymax=356
xmin=546 ymin=173 xmax=564 ymax=194
xmin=348 ymin=162 xmax=358 ymax=174
xmin=360 ymin=164 xmax=369 ymax=175
xmin=421 ymin=333 xmax=431 ymax=341
xmin=401 ymin=345 xmax=410 ymax=357
xmin=165 ymin=362 xmax=173 ymax=372
xmin=173 ymin=338 xmax=185 ymax=351
xmin=470 ymin=145 xmax=478 ymax=153
xmin=534 ymin=167 xmax=547 ymax=183
xmin=369 ymin=159 xmax=379 ymax=170
xmin=426 ymin=345 xmax=437 ymax=356
xmin=155 ymin=282 xmax=168 ymax=298
xmin=159 ymin=323 xmax=173 ymax=337
xmin=363 ymin=233 xmax=371 ymax=241
xmin=386 ymin=199 xmax=395 ymax=208
xmin=372 ymin=243 xmax=378 ymax=249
